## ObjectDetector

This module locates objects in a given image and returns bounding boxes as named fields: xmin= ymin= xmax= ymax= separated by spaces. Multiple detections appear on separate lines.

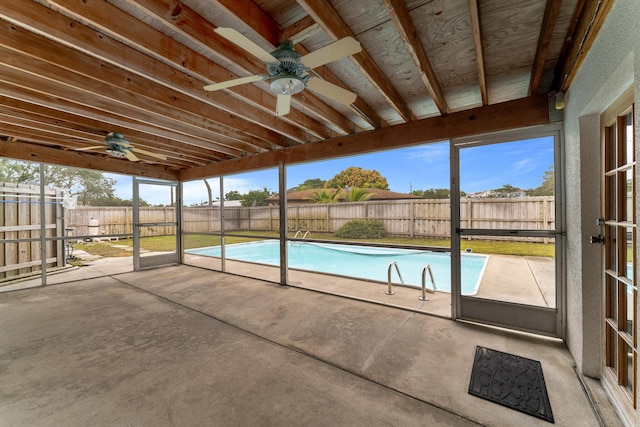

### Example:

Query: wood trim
xmin=180 ymin=94 xmax=550 ymax=181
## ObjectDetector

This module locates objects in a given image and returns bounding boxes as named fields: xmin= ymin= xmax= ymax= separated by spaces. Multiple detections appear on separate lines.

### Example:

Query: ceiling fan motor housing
xmin=268 ymin=41 xmax=309 ymax=95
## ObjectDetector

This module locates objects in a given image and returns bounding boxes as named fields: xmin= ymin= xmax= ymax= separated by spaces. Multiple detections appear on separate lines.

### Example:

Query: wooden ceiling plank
xmin=0 ymin=141 xmax=179 ymax=180
xmin=0 ymin=25 xmax=278 ymax=154
xmin=297 ymin=0 xmax=415 ymax=123
xmin=467 ymin=0 xmax=487 ymax=105
xmin=2 ymin=1 xmax=310 ymax=145
xmin=181 ymin=94 xmax=550 ymax=181
xmin=0 ymin=83 xmax=233 ymax=163
xmin=382 ymin=0 xmax=448 ymax=115
xmin=529 ymin=0 xmax=562 ymax=96
xmin=280 ymin=15 xmax=322 ymax=44
xmin=129 ymin=0 xmax=355 ymax=135
xmin=554 ymin=0 xmax=614 ymax=92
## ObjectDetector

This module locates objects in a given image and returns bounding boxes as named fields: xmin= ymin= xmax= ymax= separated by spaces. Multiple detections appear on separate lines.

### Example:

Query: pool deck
xmin=0 ymin=261 xmax=621 ymax=426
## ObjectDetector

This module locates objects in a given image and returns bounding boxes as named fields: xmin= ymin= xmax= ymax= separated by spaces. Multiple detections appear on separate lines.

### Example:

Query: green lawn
xmin=79 ymin=231 xmax=555 ymax=258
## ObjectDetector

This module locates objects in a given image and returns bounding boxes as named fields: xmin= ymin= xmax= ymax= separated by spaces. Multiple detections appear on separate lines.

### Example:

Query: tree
xmin=0 ymin=160 xmax=125 ymax=206
xmin=526 ymin=166 xmax=554 ymax=196
xmin=241 ymin=187 xmax=276 ymax=207
xmin=343 ymin=187 xmax=373 ymax=202
xmin=412 ymin=188 xmax=451 ymax=199
xmin=288 ymin=178 xmax=326 ymax=192
xmin=307 ymin=188 xmax=340 ymax=203
xmin=225 ymin=190 xmax=243 ymax=200
xmin=325 ymin=167 xmax=389 ymax=190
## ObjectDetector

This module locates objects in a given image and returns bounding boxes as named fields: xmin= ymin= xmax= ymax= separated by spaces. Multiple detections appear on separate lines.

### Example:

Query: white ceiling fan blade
xmin=300 ymin=37 xmax=362 ymax=69
xmin=133 ymin=147 xmax=167 ymax=161
xmin=76 ymin=145 xmax=106 ymax=151
xmin=306 ymin=78 xmax=357 ymax=106
xmin=124 ymin=150 xmax=139 ymax=162
xmin=204 ymin=75 xmax=264 ymax=91
xmin=276 ymin=94 xmax=291 ymax=116
xmin=215 ymin=27 xmax=278 ymax=63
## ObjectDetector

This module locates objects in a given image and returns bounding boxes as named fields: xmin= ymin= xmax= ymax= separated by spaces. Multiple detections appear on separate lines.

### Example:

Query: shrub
xmin=335 ymin=219 xmax=386 ymax=239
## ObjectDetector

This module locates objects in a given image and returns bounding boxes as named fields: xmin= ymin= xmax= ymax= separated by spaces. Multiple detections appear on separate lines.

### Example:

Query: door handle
xmin=590 ymin=235 xmax=604 ymax=244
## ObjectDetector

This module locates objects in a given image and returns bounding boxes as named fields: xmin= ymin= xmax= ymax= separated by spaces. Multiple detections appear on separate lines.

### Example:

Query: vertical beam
xmin=468 ymin=0 xmax=487 ymax=105
xmin=39 ymin=164 xmax=47 ymax=286
xmin=279 ymin=162 xmax=288 ymax=285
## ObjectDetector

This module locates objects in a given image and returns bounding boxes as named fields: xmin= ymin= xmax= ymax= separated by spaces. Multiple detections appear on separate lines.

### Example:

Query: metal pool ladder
xmin=291 ymin=230 xmax=310 ymax=246
xmin=419 ymin=264 xmax=437 ymax=301
xmin=386 ymin=261 xmax=404 ymax=295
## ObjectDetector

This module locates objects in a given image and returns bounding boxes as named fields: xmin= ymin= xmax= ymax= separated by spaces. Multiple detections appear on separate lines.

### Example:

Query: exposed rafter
xmin=529 ymin=0 xmax=562 ymax=95
xmin=553 ymin=0 xmax=614 ymax=92
xmin=468 ymin=0 xmax=487 ymax=106
xmin=297 ymin=0 xmax=415 ymax=123
xmin=381 ymin=0 xmax=448 ymax=115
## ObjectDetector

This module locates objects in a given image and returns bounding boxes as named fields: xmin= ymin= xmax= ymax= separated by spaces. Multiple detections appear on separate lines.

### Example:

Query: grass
xmin=78 ymin=231 xmax=555 ymax=258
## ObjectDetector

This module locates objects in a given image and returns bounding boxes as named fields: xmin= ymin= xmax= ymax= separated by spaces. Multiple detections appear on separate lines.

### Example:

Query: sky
xmin=109 ymin=136 xmax=555 ymax=206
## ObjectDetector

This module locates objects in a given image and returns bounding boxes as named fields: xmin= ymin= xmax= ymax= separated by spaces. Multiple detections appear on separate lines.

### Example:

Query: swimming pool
xmin=187 ymin=240 xmax=488 ymax=295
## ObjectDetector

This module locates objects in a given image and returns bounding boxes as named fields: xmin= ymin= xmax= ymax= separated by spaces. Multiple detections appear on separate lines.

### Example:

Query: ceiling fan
xmin=204 ymin=28 xmax=362 ymax=116
xmin=76 ymin=133 xmax=167 ymax=162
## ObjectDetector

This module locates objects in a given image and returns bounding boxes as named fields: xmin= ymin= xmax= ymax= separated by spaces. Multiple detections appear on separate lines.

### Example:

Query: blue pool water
xmin=187 ymin=240 xmax=488 ymax=295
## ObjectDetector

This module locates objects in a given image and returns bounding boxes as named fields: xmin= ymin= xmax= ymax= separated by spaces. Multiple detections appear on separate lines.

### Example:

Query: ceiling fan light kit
xmin=206 ymin=28 xmax=362 ymax=116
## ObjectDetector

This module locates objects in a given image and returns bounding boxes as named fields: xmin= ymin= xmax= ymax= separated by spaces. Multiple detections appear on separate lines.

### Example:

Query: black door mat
xmin=468 ymin=346 xmax=554 ymax=423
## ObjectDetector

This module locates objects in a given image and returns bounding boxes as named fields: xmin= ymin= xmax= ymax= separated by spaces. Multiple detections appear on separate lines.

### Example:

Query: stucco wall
xmin=564 ymin=0 xmax=639 ymax=378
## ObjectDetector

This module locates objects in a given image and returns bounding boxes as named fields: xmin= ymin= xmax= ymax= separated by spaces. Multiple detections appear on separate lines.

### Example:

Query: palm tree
xmin=307 ymin=188 xmax=340 ymax=203
xmin=343 ymin=187 xmax=373 ymax=202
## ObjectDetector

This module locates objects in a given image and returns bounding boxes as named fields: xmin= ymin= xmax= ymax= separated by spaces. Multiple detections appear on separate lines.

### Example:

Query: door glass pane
xmin=606 ymin=225 xmax=617 ymax=271
xmin=606 ymin=275 xmax=618 ymax=320
xmin=624 ymin=343 xmax=635 ymax=396
xmin=625 ymin=287 xmax=635 ymax=336
xmin=607 ymin=324 xmax=618 ymax=370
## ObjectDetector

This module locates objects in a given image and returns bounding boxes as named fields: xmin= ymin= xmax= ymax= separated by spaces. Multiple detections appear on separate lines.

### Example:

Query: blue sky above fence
xmin=109 ymin=137 xmax=554 ymax=206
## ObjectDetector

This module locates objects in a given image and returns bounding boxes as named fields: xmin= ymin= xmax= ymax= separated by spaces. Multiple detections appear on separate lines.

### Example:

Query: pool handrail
xmin=386 ymin=261 xmax=404 ymax=295
xmin=419 ymin=264 xmax=437 ymax=301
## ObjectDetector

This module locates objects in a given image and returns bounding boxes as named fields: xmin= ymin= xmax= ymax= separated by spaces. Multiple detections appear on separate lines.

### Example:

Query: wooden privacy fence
xmin=1 ymin=182 xmax=64 ymax=281
xmin=65 ymin=197 xmax=555 ymax=240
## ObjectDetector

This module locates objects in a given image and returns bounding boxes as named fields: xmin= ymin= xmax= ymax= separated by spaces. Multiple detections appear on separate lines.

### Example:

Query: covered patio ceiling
xmin=0 ymin=0 xmax=611 ymax=181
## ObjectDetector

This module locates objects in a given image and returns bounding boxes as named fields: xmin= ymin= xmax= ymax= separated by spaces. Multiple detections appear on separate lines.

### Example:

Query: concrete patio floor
xmin=0 ymin=263 xmax=622 ymax=426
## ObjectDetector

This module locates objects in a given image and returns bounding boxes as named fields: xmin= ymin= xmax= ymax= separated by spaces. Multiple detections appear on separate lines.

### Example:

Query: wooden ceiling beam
xmin=382 ymin=0 xmax=448 ymax=115
xmin=297 ymin=0 xmax=415 ymax=123
xmin=529 ymin=0 xmax=562 ymax=96
xmin=468 ymin=0 xmax=487 ymax=105
xmin=181 ymin=94 xmax=550 ymax=181
xmin=553 ymin=0 xmax=614 ymax=92
xmin=0 ymin=141 xmax=179 ymax=181
xmin=129 ymin=0 xmax=355 ymax=136
xmin=0 ymin=24 xmax=275 ymax=154
xmin=0 ymin=53 xmax=253 ymax=158
xmin=0 ymin=124 xmax=192 ymax=169
xmin=0 ymin=84 xmax=235 ymax=163
xmin=0 ymin=102 xmax=215 ymax=166
xmin=3 ymin=0 xmax=310 ymax=145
